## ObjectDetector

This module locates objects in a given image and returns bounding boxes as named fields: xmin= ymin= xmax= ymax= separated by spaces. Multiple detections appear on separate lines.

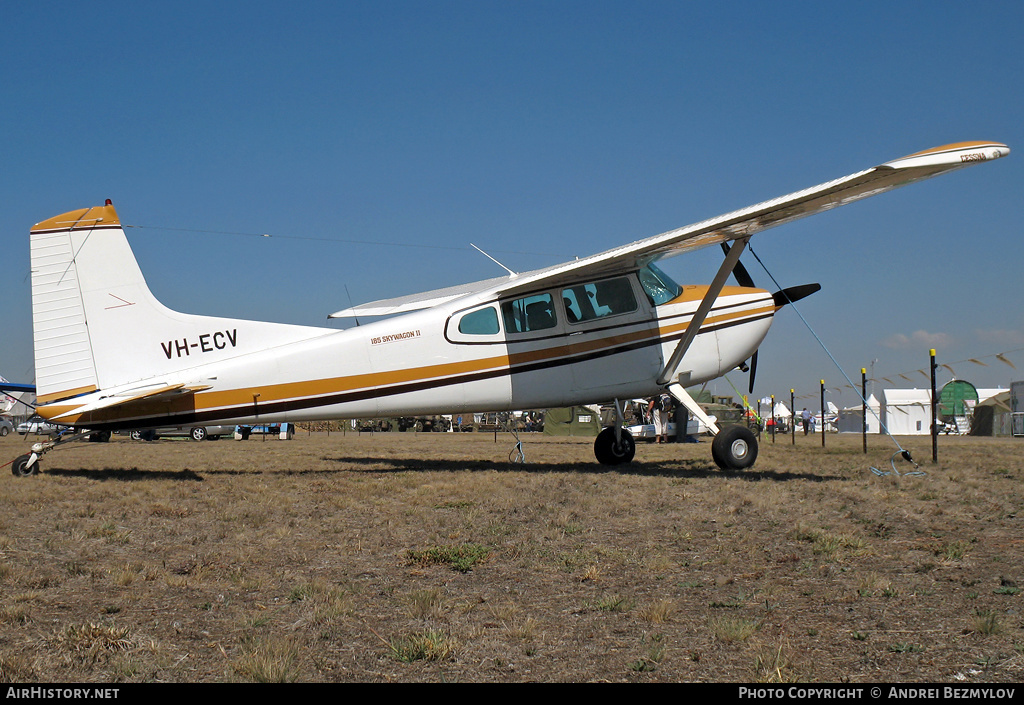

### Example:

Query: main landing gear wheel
xmin=711 ymin=425 xmax=758 ymax=470
xmin=594 ymin=427 xmax=636 ymax=466
xmin=11 ymin=454 xmax=38 ymax=477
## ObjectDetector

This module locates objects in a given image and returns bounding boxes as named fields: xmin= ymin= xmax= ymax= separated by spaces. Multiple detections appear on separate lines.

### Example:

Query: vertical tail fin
xmin=30 ymin=204 xmax=120 ymax=403
xmin=30 ymin=203 xmax=329 ymax=404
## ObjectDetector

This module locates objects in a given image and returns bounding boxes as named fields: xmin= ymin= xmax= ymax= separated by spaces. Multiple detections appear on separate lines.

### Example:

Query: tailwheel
xmin=594 ymin=427 xmax=636 ymax=466
xmin=711 ymin=425 xmax=758 ymax=470
xmin=11 ymin=454 xmax=39 ymax=477
xmin=10 ymin=430 xmax=96 ymax=478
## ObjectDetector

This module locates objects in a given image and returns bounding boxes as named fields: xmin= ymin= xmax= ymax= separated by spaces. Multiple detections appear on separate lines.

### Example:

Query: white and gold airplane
xmin=10 ymin=141 xmax=1009 ymax=476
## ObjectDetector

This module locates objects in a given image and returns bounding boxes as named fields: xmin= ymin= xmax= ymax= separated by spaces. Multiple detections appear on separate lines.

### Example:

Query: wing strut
xmin=656 ymin=238 xmax=748 ymax=385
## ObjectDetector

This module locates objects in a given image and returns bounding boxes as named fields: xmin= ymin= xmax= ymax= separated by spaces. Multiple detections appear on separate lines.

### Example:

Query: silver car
xmin=0 ymin=417 xmax=14 ymax=437
xmin=17 ymin=415 xmax=63 ymax=437
xmin=129 ymin=425 xmax=236 ymax=441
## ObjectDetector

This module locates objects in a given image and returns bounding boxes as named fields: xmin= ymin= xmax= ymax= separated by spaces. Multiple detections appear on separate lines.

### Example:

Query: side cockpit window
xmin=501 ymin=293 xmax=557 ymax=334
xmin=562 ymin=277 xmax=638 ymax=323
xmin=638 ymin=262 xmax=682 ymax=306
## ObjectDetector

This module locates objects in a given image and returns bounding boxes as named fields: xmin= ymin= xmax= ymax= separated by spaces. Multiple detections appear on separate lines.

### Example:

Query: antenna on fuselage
xmin=470 ymin=243 xmax=517 ymax=277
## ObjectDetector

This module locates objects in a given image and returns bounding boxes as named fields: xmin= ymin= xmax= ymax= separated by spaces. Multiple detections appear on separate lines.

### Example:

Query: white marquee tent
xmin=880 ymin=389 xmax=932 ymax=435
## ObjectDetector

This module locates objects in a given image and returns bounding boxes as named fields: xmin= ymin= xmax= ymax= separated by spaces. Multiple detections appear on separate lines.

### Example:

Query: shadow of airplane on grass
xmin=318 ymin=455 xmax=843 ymax=482
xmin=36 ymin=458 xmax=842 ymax=483
xmin=41 ymin=467 xmax=204 ymax=482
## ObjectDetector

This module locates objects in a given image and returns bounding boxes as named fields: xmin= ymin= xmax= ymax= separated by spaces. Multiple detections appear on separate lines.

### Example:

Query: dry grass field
xmin=1 ymin=427 xmax=1022 ymax=683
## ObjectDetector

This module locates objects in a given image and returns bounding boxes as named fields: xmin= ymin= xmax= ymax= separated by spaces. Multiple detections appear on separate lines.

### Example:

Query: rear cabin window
xmin=561 ymin=277 xmax=638 ymax=323
xmin=457 ymin=306 xmax=500 ymax=335
xmin=501 ymin=293 xmax=557 ymax=333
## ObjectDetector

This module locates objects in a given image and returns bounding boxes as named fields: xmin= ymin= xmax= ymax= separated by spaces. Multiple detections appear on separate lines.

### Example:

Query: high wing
xmin=333 ymin=141 xmax=1008 ymax=316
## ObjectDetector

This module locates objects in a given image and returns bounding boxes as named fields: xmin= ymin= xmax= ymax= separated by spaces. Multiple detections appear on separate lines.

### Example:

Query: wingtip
xmin=884 ymin=141 xmax=1009 ymax=169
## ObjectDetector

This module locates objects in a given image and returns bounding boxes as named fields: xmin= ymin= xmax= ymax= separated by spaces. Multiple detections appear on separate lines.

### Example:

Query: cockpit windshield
xmin=638 ymin=262 xmax=682 ymax=306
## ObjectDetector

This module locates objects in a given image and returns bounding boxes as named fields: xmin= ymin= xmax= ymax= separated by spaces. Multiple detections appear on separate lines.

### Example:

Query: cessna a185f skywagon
xmin=8 ymin=141 xmax=1009 ymax=476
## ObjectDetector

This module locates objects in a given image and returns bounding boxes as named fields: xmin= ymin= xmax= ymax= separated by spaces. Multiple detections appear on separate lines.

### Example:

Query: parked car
xmin=0 ymin=417 xmax=14 ymax=437
xmin=626 ymin=416 xmax=710 ymax=441
xmin=17 ymin=415 xmax=63 ymax=437
xmin=129 ymin=425 xmax=236 ymax=441
xmin=234 ymin=423 xmax=294 ymax=440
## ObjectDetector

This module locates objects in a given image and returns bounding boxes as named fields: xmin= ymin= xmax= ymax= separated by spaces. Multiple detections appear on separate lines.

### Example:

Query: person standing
xmin=648 ymin=393 xmax=673 ymax=443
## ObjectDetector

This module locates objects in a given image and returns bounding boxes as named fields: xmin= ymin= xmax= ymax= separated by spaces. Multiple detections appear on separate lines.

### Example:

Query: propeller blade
xmin=748 ymin=351 xmax=758 ymax=394
xmin=720 ymin=243 xmax=757 ymax=288
xmin=772 ymin=283 xmax=821 ymax=307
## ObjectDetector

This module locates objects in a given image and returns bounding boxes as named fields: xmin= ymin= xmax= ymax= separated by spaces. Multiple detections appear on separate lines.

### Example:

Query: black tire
xmin=11 ymin=454 xmax=37 ymax=477
xmin=711 ymin=425 xmax=758 ymax=470
xmin=190 ymin=427 xmax=208 ymax=441
xmin=594 ymin=427 xmax=636 ymax=466
xmin=0 ymin=426 xmax=8 ymax=437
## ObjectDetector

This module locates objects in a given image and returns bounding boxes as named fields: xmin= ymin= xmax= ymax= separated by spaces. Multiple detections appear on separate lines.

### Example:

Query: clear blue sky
xmin=2 ymin=1 xmax=1021 ymax=410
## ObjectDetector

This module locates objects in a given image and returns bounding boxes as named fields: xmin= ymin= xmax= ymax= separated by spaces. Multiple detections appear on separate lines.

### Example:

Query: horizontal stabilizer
xmin=50 ymin=383 xmax=211 ymax=420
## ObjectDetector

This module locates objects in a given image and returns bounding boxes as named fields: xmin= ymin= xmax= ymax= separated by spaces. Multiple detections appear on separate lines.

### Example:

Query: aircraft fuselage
xmin=38 ymin=275 xmax=774 ymax=430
